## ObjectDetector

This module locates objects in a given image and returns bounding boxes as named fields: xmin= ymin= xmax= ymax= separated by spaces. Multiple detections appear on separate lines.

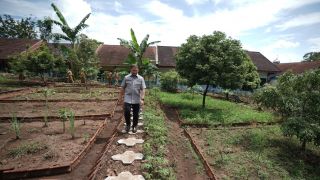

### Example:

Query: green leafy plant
xmin=41 ymin=88 xmax=55 ymax=127
xmin=58 ymin=108 xmax=69 ymax=133
xmin=10 ymin=113 xmax=21 ymax=139
xmin=160 ymin=70 xmax=180 ymax=92
xmin=141 ymin=91 xmax=175 ymax=180
xmin=117 ymin=28 xmax=160 ymax=73
xmin=175 ymin=31 xmax=260 ymax=108
xmin=255 ymin=70 xmax=320 ymax=150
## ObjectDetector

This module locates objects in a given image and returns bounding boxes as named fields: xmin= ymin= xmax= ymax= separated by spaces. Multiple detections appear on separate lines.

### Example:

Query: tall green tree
xmin=37 ymin=17 xmax=53 ymax=42
xmin=303 ymin=52 xmax=320 ymax=62
xmin=10 ymin=44 xmax=59 ymax=83
xmin=176 ymin=31 xmax=260 ymax=108
xmin=254 ymin=70 xmax=320 ymax=150
xmin=50 ymin=3 xmax=91 ymax=76
xmin=76 ymin=34 xmax=102 ymax=79
xmin=0 ymin=14 xmax=37 ymax=39
xmin=117 ymin=28 xmax=160 ymax=74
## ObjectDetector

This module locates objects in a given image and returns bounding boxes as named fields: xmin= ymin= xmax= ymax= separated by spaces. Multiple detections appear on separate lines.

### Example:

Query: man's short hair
xmin=131 ymin=64 xmax=139 ymax=69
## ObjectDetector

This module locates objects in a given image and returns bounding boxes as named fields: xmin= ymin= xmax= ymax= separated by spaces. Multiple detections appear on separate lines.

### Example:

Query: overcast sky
xmin=1 ymin=0 xmax=320 ymax=63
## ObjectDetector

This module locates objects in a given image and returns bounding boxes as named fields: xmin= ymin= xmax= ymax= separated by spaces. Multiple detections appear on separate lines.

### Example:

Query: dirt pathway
xmin=163 ymin=105 xmax=209 ymax=180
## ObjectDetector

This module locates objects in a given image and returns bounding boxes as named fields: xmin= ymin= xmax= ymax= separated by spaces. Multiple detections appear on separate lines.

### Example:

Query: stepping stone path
xmin=111 ymin=150 xmax=144 ymax=165
xmin=109 ymin=108 xmax=145 ymax=179
xmin=117 ymin=137 xmax=144 ymax=147
xmin=105 ymin=171 xmax=145 ymax=180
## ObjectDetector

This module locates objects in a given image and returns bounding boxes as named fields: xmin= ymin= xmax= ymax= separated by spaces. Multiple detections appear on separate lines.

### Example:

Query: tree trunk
xmin=202 ymin=84 xmax=209 ymax=109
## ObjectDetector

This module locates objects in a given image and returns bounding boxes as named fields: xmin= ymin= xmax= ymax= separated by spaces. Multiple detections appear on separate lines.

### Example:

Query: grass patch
xmin=8 ymin=142 xmax=48 ymax=158
xmin=202 ymin=126 xmax=320 ymax=179
xmin=158 ymin=92 xmax=275 ymax=125
xmin=141 ymin=90 xmax=176 ymax=180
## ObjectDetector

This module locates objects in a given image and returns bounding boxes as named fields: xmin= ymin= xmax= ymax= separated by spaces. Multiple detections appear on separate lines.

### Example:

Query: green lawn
xmin=196 ymin=126 xmax=320 ymax=179
xmin=158 ymin=92 xmax=276 ymax=125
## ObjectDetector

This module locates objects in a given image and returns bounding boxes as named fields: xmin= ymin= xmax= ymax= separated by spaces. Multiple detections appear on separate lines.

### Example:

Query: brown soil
xmin=36 ymin=110 xmax=123 ymax=180
xmin=0 ymin=101 xmax=116 ymax=118
xmin=0 ymin=120 xmax=103 ymax=171
xmin=163 ymin=105 xmax=209 ymax=180
xmin=0 ymin=88 xmax=38 ymax=100
xmin=12 ymin=92 xmax=118 ymax=101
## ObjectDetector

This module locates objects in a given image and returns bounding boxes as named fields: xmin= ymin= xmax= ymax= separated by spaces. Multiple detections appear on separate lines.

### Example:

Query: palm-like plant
xmin=117 ymin=28 xmax=160 ymax=70
xmin=50 ymin=3 xmax=91 ymax=48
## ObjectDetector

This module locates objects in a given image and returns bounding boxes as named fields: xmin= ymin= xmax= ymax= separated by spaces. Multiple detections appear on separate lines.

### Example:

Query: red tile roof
xmin=245 ymin=51 xmax=280 ymax=72
xmin=97 ymin=45 xmax=156 ymax=67
xmin=0 ymin=38 xmax=41 ymax=59
xmin=277 ymin=61 xmax=320 ymax=74
xmin=157 ymin=46 xmax=178 ymax=67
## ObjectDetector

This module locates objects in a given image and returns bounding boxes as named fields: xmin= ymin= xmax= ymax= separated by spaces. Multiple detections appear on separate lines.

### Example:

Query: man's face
xmin=131 ymin=67 xmax=138 ymax=75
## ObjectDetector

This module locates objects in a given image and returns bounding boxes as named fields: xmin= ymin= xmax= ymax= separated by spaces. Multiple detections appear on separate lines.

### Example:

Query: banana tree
xmin=117 ymin=28 xmax=160 ymax=72
xmin=50 ymin=3 xmax=91 ymax=74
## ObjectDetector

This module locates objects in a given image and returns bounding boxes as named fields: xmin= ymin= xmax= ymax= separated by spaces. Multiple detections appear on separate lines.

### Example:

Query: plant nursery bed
xmin=0 ymin=100 xmax=117 ymax=119
xmin=187 ymin=126 xmax=320 ymax=179
xmin=10 ymin=87 xmax=119 ymax=101
xmin=0 ymin=119 xmax=104 ymax=175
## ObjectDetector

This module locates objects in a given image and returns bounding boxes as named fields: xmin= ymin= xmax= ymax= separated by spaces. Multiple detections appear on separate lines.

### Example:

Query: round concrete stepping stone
xmin=105 ymin=171 xmax=145 ymax=180
xmin=111 ymin=151 xmax=143 ymax=165
xmin=117 ymin=137 xmax=144 ymax=147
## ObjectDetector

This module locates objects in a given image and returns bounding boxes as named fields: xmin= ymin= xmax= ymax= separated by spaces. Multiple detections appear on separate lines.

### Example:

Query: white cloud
xmin=276 ymin=12 xmax=320 ymax=31
xmin=307 ymin=37 xmax=320 ymax=51
xmin=258 ymin=39 xmax=301 ymax=62
xmin=114 ymin=1 xmax=123 ymax=13
xmin=185 ymin=0 xmax=209 ymax=5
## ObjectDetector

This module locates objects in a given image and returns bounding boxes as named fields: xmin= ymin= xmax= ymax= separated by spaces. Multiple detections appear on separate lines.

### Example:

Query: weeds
xmin=10 ymin=113 xmax=21 ymax=139
xmin=8 ymin=142 xmax=47 ymax=158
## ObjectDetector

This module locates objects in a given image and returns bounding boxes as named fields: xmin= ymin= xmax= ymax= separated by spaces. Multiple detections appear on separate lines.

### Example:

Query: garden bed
xmin=0 ymin=120 xmax=103 ymax=173
xmin=10 ymin=87 xmax=119 ymax=101
xmin=0 ymin=101 xmax=116 ymax=118
xmin=187 ymin=126 xmax=320 ymax=179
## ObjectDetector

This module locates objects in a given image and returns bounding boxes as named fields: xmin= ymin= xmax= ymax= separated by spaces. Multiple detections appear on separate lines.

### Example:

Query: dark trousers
xmin=124 ymin=103 xmax=140 ymax=127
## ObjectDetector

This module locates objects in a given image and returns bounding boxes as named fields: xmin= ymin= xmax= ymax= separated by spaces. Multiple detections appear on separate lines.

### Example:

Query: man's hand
xmin=140 ymin=99 xmax=144 ymax=106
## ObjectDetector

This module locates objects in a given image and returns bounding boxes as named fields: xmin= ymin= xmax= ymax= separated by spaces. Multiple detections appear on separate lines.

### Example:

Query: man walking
xmin=120 ymin=65 xmax=146 ymax=133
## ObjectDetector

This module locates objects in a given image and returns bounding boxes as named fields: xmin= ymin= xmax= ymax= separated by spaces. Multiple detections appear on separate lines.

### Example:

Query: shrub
xmin=160 ymin=70 xmax=179 ymax=92
xmin=254 ymin=70 xmax=320 ymax=150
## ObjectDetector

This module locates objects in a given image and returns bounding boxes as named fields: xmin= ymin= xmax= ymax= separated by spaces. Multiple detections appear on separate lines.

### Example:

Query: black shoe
xmin=125 ymin=126 xmax=130 ymax=133
xmin=132 ymin=126 xmax=137 ymax=133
